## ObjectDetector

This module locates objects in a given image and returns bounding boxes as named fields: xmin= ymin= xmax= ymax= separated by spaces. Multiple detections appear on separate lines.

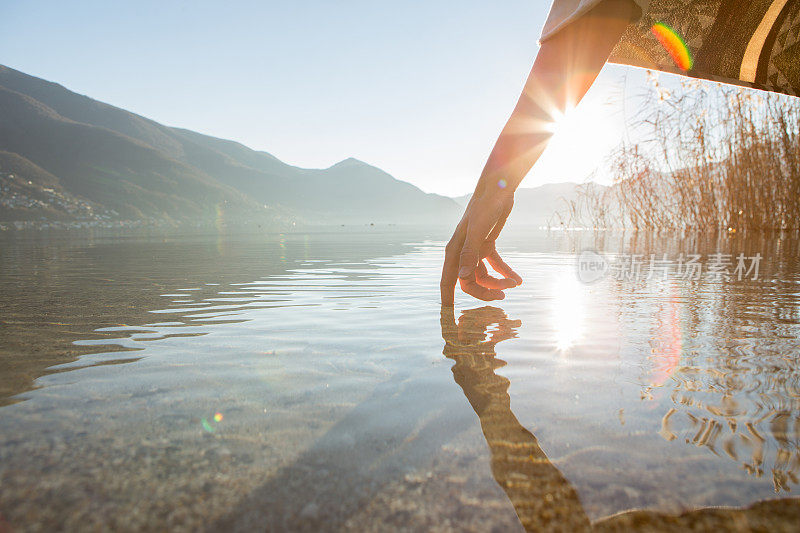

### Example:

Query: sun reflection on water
xmin=551 ymin=270 xmax=586 ymax=352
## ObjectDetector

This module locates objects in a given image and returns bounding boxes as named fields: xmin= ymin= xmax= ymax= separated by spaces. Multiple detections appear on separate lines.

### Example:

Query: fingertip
xmin=478 ymin=285 xmax=503 ymax=300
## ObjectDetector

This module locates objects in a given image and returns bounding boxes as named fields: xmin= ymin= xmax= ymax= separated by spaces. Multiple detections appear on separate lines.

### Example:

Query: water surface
xmin=1 ymin=227 xmax=799 ymax=531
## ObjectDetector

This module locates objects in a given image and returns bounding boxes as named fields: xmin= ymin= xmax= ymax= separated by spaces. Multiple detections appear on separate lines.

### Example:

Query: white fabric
xmin=540 ymin=0 xmax=650 ymax=42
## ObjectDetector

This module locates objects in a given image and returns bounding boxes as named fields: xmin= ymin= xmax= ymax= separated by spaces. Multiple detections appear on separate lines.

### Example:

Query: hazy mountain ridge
xmin=0 ymin=76 xmax=273 ymax=224
xmin=0 ymin=64 xmax=460 ymax=227
xmin=454 ymin=182 xmax=609 ymax=228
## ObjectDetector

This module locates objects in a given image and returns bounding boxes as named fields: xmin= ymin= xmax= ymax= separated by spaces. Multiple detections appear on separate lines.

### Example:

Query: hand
xmin=440 ymin=190 xmax=522 ymax=305
xmin=440 ymin=305 xmax=521 ymax=350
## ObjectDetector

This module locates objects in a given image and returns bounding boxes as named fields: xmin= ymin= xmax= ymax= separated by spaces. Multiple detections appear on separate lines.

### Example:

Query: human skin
xmin=440 ymin=0 xmax=639 ymax=305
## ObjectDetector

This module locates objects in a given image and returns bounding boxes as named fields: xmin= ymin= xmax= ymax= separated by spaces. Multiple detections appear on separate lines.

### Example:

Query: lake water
xmin=1 ymin=227 xmax=799 ymax=531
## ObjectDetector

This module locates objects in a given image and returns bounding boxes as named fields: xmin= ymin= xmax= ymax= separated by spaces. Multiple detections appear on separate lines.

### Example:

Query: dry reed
xmin=563 ymin=74 xmax=800 ymax=231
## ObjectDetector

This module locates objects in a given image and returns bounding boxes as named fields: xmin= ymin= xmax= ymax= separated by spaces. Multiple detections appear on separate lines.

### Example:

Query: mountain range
xmin=0 ymin=64 xmax=460 ymax=227
xmin=0 ymin=65 xmax=599 ymax=230
xmin=453 ymin=182 xmax=607 ymax=228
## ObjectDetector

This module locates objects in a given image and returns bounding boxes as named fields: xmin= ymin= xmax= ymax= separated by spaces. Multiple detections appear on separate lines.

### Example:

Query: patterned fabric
xmin=540 ymin=0 xmax=650 ymax=41
xmin=542 ymin=0 xmax=800 ymax=96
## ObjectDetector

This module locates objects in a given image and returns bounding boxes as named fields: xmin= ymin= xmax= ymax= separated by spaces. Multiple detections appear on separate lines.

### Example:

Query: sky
xmin=1 ymin=0 xmax=658 ymax=196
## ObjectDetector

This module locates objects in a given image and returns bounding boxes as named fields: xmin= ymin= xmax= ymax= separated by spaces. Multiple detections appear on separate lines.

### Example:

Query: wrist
xmin=475 ymin=174 xmax=517 ymax=201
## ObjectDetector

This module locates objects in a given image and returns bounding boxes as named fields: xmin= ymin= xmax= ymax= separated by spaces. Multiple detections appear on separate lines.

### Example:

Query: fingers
xmin=487 ymin=316 xmax=523 ymax=344
xmin=443 ymin=195 xmax=519 ymax=303
xmin=440 ymin=222 xmax=467 ymax=306
xmin=475 ymin=261 xmax=518 ymax=290
xmin=486 ymin=250 xmax=523 ymax=285
xmin=458 ymin=207 xmax=499 ymax=281
xmin=459 ymin=275 xmax=505 ymax=301
xmin=439 ymin=306 xmax=458 ymax=344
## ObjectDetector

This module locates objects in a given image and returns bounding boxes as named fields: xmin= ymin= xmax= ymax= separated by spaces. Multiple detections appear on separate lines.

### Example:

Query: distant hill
xmin=0 ymin=65 xmax=460 ymax=227
xmin=453 ymin=182 xmax=607 ymax=228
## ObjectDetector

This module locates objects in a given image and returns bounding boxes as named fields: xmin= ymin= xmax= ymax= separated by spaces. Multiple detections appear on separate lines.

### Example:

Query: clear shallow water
xmin=1 ymin=227 xmax=799 ymax=531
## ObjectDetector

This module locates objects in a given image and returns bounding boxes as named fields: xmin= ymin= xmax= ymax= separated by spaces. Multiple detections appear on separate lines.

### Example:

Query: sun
xmin=543 ymin=104 xmax=577 ymax=136
xmin=533 ymin=92 xmax=624 ymax=185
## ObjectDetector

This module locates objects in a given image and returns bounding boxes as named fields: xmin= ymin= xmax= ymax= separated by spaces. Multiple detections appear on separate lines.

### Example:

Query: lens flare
xmin=201 ymin=418 xmax=215 ymax=433
xmin=651 ymin=22 xmax=693 ymax=71
xmin=214 ymin=203 xmax=225 ymax=231
xmin=214 ymin=412 xmax=223 ymax=422
xmin=497 ymin=179 xmax=507 ymax=189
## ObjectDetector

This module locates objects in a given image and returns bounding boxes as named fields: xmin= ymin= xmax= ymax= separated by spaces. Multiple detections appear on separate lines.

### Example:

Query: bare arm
xmin=441 ymin=306 xmax=592 ymax=530
xmin=441 ymin=0 xmax=638 ymax=305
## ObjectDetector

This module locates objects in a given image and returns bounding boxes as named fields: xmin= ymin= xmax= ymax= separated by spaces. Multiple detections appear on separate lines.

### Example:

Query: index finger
xmin=440 ymin=305 xmax=458 ymax=344
xmin=440 ymin=223 xmax=466 ymax=306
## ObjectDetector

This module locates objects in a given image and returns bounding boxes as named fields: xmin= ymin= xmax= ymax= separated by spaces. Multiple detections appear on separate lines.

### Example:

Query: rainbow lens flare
xmin=202 ymin=412 xmax=224 ymax=432
xmin=497 ymin=179 xmax=507 ymax=189
xmin=651 ymin=22 xmax=693 ymax=72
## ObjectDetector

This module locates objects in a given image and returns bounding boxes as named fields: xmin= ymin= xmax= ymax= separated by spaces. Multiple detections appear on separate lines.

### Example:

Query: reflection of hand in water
xmin=441 ymin=307 xmax=800 ymax=531
xmin=441 ymin=306 xmax=591 ymax=532
xmin=441 ymin=305 xmax=520 ymax=352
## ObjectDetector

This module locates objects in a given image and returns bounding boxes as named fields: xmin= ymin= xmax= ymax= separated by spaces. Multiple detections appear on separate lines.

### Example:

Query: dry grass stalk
xmin=568 ymin=75 xmax=800 ymax=231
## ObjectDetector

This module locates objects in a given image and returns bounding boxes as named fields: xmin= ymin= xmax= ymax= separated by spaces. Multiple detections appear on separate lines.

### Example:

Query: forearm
xmin=473 ymin=0 xmax=637 ymax=200
xmin=441 ymin=0 xmax=638 ymax=304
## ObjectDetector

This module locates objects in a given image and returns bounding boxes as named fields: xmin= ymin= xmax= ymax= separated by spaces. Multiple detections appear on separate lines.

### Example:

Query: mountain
xmin=453 ymin=182 xmax=607 ymax=228
xmin=0 ymin=65 xmax=460 ymax=227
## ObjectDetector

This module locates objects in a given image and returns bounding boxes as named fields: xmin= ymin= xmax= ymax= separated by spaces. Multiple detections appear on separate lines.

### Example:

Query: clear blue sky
xmin=1 ymin=0 xmax=655 ymax=196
